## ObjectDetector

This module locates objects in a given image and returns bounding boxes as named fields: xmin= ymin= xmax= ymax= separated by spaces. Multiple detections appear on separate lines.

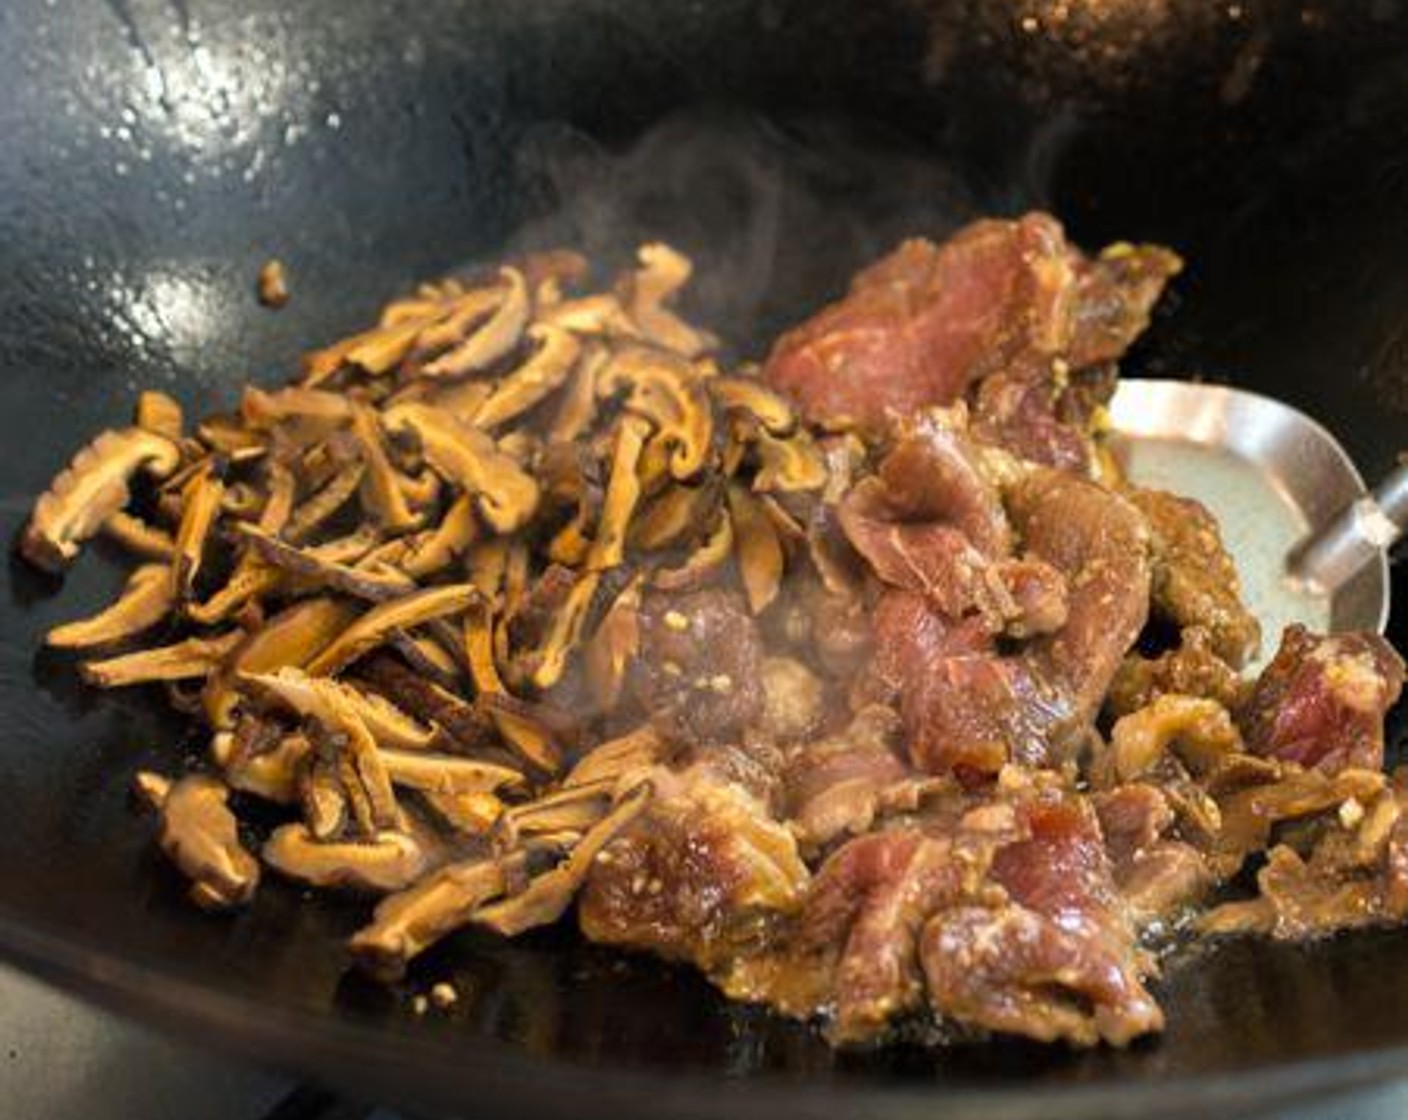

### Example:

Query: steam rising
xmin=503 ymin=108 xmax=984 ymax=358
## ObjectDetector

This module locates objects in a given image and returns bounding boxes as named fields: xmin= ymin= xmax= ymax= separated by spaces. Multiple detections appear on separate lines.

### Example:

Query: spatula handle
xmin=1287 ymin=459 xmax=1408 ymax=596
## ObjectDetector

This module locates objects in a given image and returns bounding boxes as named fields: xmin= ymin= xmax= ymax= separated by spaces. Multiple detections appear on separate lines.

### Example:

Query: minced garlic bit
xmin=411 ymin=994 xmax=429 ymax=1015
xmin=1340 ymin=798 xmax=1366 ymax=830
xmin=430 ymin=981 xmax=459 ymax=1008
xmin=257 ymin=259 xmax=290 ymax=308
xmin=663 ymin=609 xmax=689 ymax=632
xmin=708 ymin=674 xmax=734 ymax=694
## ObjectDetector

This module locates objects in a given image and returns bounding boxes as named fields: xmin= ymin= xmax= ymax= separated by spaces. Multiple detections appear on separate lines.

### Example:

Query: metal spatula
xmin=1108 ymin=380 xmax=1404 ymax=667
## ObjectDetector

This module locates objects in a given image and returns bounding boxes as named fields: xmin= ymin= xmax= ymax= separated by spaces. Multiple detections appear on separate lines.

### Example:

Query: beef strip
xmin=921 ymin=790 xmax=1163 ymax=1046
xmin=1239 ymin=624 xmax=1404 ymax=773
xmin=628 ymin=588 xmax=765 ymax=744
xmin=1107 ymin=625 xmax=1249 ymax=718
xmin=762 ymin=214 xmax=1179 ymax=436
xmin=1095 ymin=783 xmax=1212 ymax=927
xmin=578 ymin=753 xmax=809 ymax=973
xmin=1128 ymin=488 xmax=1260 ymax=667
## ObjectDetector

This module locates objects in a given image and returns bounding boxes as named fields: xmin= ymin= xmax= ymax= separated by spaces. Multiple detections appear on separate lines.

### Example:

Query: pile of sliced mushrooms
xmin=22 ymin=245 xmax=833 ymax=982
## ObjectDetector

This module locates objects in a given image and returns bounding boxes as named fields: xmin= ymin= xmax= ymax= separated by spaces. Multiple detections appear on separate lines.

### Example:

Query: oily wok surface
xmin=1 ymin=0 xmax=1408 ymax=1116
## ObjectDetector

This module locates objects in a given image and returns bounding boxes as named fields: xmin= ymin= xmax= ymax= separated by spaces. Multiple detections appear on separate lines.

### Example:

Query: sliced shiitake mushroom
xmin=263 ymin=825 xmax=430 ymax=893
xmin=46 ymin=563 xmax=174 ymax=650
xmin=727 ymin=483 xmax=784 ymax=614
xmin=709 ymin=377 xmax=795 ymax=436
xmin=303 ymin=584 xmax=479 ymax=676
xmin=596 ymin=345 xmax=713 ymax=481
xmin=653 ymin=507 xmax=733 ymax=591
xmin=618 ymin=243 xmax=717 ymax=358
xmin=171 ymin=460 xmax=225 ymax=600
xmin=421 ymin=268 xmax=530 ymax=378
xmin=583 ymin=575 xmax=642 ymax=711
xmin=349 ymin=400 xmax=421 ymax=533
xmin=102 ymin=511 xmax=177 ymax=561
xmin=381 ymin=403 xmax=539 ymax=534
xmin=472 ymin=324 xmax=581 ymax=429
xmin=379 ymin=748 xmax=525 ymax=796
xmin=753 ymin=429 xmax=828 ymax=493
xmin=235 ymin=524 xmax=414 ymax=602
xmin=135 ymin=390 xmax=184 ymax=441
xmin=23 ymin=427 xmax=182 ymax=572
xmin=586 ymin=415 xmax=651 ymax=571
xmin=134 ymin=772 xmax=260 ymax=909
xmin=401 ymin=494 xmax=478 ymax=578
xmin=283 ymin=459 xmax=366 ymax=543
xmin=82 ymin=632 xmax=242 ymax=688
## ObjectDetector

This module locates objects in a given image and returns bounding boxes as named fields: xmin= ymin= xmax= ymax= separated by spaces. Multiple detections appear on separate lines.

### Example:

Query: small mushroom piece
xmin=380 ymin=403 xmax=540 ymax=534
xmin=225 ymin=730 xmax=309 ymax=805
xmin=256 ymin=459 xmax=297 ymax=535
xmin=282 ymin=459 xmax=366 ymax=543
xmin=135 ymin=390 xmax=184 ymax=441
xmin=619 ymin=243 xmax=717 ymax=358
xmin=628 ymin=480 xmax=722 ymax=552
xmin=46 ymin=563 xmax=175 ymax=649
xmin=501 ymin=781 xmax=613 ymax=839
xmin=563 ymin=726 xmax=667 ymax=789
xmin=82 ymin=632 xmax=242 ymax=688
xmin=473 ymin=783 xmax=651 ymax=936
xmin=102 ymin=511 xmax=177 ymax=561
xmin=349 ymin=856 xmax=518 ymax=981
xmin=463 ymin=601 xmax=562 ymax=775
xmin=753 ymin=429 xmax=828 ymax=493
xmin=596 ymin=345 xmax=713 ymax=481
xmin=241 ymin=386 xmax=352 ymax=429
xmin=170 ymin=460 xmax=225 ymax=600
xmin=586 ymin=415 xmax=651 ymax=571
xmin=186 ymin=554 xmax=279 ymax=625
xmin=401 ymin=494 xmax=478 ymax=579
xmin=421 ymin=791 xmax=504 ymax=836
xmin=379 ymin=749 xmax=525 ymax=796
xmin=236 ymin=525 xmax=414 ymax=602
xmin=300 ymin=744 xmax=349 ymax=840
xmin=305 ymin=584 xmax=480 ymax=676
xmin=727 ymin=483 xmax=784 ymax=614
xmin=709 ymin=377 xmax=796 ymax=436
xmin=421 ymin=268 xmax=530 ymax=377
xmin=652 ymin=508 xmax=734 ymax=591
xmin=529 ymin=571 xmax=602 ymax=690
xmin=263 ymin=825 xmax=428 ymax=893
xmin=1105 ymin=695 xmax=1244 ymax=785
xmin=349 ymin=401 xmax=421 ymax=533
xmin=583 ymin=576 xmax=642 ymax=711
xmin=356 ymin=654 xmax=497 ymax=755
xmin=390 ymin=631 xmax=463 ymax=688
xmin=548 ymin=343 xmax=607 ymax=444
xmin=197 ymin=414 xmax=267 ymax=457
xmin=471 ymin=324 xmax=581 ymax=429
xmin=303 ymin=317 xmax=433 ymax=386
xmin=244 ymin=668 xmax=400 ymax=834
xmin=409 ymin=285 xmax=503 ymax=357
xmin=537 ymin=293 xmax=638 ymax=338
xmin=22 ymin=427 xmax=182 ymax=572
xmin=136 ymin=772 xmax=260 ymax=909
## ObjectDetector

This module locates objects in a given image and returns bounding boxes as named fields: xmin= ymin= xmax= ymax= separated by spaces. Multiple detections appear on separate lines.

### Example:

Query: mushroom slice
xmin=204 ymin=598 xmax=359 ymax=727
xmin=537 ymin=293 xmax=638 ymax=338
xmin=409 ymin=377 xmax=493 ymax=424
xmin=597 ymin=345 xmax=713 ymax=481
xmin=619 ymin=243 xmax=717 ymax=358
xmin=473 ymin=783 xmax=651 ymax=936
xmin=197 ymin=414 xmax=266 ymax=457
xmin=401 ymin=494 xmax=478 ymax=578
xmin=22 ymin=427 xmax=182 ymax=572
xmin=472 ymin=324 xmax=581 ymax=429
xmin=356 ymin=654 xmax=497 ymax=755
xmin=753 ymin=429 xmax=828 ymax=493
xmin=256 ymin=459 xmax=297 ymax=535
xmin=421 ymin=791 xmax=504 ymax=836
xmin=421 ymin=268 xmax=529 ymax=377
xmin=170 ymin=460 xmax=225 ymax=600
xmin=627 ymin=480 xmax=722 ymax=552
xmin=379 ymin=749 xmax=525 ymax=796
xmin=349 ymin=401 xmax=421 ymax=533
xmin=251 ymin=671 xmax=436 ymax=751
xmin=727 ymin=483 xmax=784 ymax=614
xmin=244 ymin=668 xmax=400 ymax=833
xmin=305 ymin=584 xmax=480 ymax=676
xmin=263 ymin=825 xmax=429 ymax=893
xmin=135 ymin=773 xmax=260 ymax=909
xmin=585 ymin=415 xmax=651 ymax=572
xmin=1104 ymin=695 xmax=1244 ymax=785
xmin=549 ymin=343 xmax=607 ymax=444
xmin=653 ymin=508 xmax=734 ymax=591
xmin=709 ymin=377 xmax=796 ymax=436
xmin=236 ymin=525 xmax=414 ymax=602
xmin=464 ymin=601 xmax=562 ymax=775
xmin=135 ymin=390 xmax=184 ymax=441
xmin=102 ymin=511 xmax=177 ymax=561
xmin=466 ymin=537 xmax=509 ymax=600
xmin=501 ymin=781 xmax=614 ymax=839
xmin=530 ymin=571 xmax=602 ymax=690
xmin=225 ymin=729 xmax=309 ymax=805
xmin=46 ymin=563 xmax=174 ymax=649
xmin=390 ymin=631 xmax=463 ymax=688
xmin=283 ymin=459 xmax=366 ymax=543
xmin=187 ymin=556 xmax=280 ymax=626
xmin=583 ymin=575 xmax=642 ymax=711
xmin=349 ymin=855 xmax=520 ymax=981
xmin=82 ymin=632 xmax=241 ymax=688
xmin=564 ymin=726 xmax=667 ymax=789
xmin=300 ymin=742 xmax=350 ymax=840
xmin=410 ymin=283 xmax=505 ymax=357
xmin=241 ymin=385 xmax=352 ymax=429
xmin=381 ymin=403 xmax=540 ymax=534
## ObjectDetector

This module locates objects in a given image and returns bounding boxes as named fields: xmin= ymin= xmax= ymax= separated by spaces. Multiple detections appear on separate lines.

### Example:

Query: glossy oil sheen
xmin=1 ymin=1 xmax=1407 ymax=1117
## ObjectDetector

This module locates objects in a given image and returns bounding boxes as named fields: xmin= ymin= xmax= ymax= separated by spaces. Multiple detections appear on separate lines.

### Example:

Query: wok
xmin=1 ymin=1 xmax=1407 ymax=1116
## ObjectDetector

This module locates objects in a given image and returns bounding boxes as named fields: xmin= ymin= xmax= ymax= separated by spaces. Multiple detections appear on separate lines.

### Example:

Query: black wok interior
xmin=3 ymin=1 xmax=1408 ymax=1117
